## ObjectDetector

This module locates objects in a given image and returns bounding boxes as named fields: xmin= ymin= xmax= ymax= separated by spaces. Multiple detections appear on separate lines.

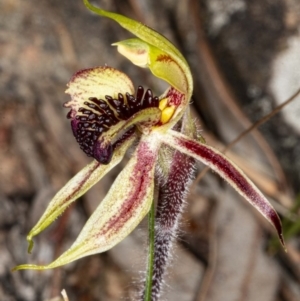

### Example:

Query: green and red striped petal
xmin=14 ymin=135 xmax=160 ymax=270
xmin=158 ymin=130 xmax=285 ymax=248
xmin=25 ymin=130 xmax=137 ymax=255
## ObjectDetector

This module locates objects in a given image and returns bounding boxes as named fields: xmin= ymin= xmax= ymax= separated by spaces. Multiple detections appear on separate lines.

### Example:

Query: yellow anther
xmin=159 ymin=98 xmax=168 ymax=111
xmin=161 ymin=106 xmax=176 ymax=124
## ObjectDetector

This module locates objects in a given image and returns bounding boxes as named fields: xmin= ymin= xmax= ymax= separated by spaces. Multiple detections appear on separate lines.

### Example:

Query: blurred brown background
xmin=1 ymin=0 xmax=300 ymax=300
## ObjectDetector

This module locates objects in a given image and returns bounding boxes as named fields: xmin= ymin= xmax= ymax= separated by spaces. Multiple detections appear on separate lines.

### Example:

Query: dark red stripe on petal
xmin=62 ymin=161 xmax=100 ymax=207
xmin=98 ymin=141 xmax=157 ymax=236
xmin=175 ymin=135 xmax=284 ymax=247
xmin=268 ymin=210 xmax=285 ymax=247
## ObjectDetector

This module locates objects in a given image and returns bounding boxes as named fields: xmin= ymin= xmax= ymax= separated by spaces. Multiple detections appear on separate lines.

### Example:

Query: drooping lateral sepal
xmin=13 ymin=135 xmax=161 ymax=271
xmin=25 ymin=131 xmax=136 ymax=254
xmin=159 ymin=130 xmax=285 ymax=248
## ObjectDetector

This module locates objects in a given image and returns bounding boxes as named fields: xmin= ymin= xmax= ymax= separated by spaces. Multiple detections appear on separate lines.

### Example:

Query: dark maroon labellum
xmin=66 ymin=86 xmax=159 ymax=164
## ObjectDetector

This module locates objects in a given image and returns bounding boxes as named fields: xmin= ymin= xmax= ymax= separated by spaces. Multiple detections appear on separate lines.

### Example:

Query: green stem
xmin=144 ymin=200 xmax=155 ymax=301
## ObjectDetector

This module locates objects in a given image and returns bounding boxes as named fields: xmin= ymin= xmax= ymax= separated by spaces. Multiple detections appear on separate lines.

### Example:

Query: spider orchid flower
xmin=14 ymin=0 xmax=284 ymax=273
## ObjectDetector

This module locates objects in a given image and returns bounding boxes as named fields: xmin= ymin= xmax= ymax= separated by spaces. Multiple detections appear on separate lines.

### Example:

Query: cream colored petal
xmin=157 ymin=130 xmax=285 ymax=248
xmin=14 ymin=134 xmax=161 ymax=270
xmin=25 ymin=132 xmax=136 ymax=254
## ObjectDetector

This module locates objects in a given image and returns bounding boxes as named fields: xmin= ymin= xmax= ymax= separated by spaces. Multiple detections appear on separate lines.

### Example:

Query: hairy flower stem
xmin=144 ymin=200 xmax=155 ymax=301
xmin=141 ymin=147 xmax=195 ymax=300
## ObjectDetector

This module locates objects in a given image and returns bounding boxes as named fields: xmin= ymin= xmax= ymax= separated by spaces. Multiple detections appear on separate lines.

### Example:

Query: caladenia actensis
xmin=13 ymin=1 xmax=285 ymax=300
